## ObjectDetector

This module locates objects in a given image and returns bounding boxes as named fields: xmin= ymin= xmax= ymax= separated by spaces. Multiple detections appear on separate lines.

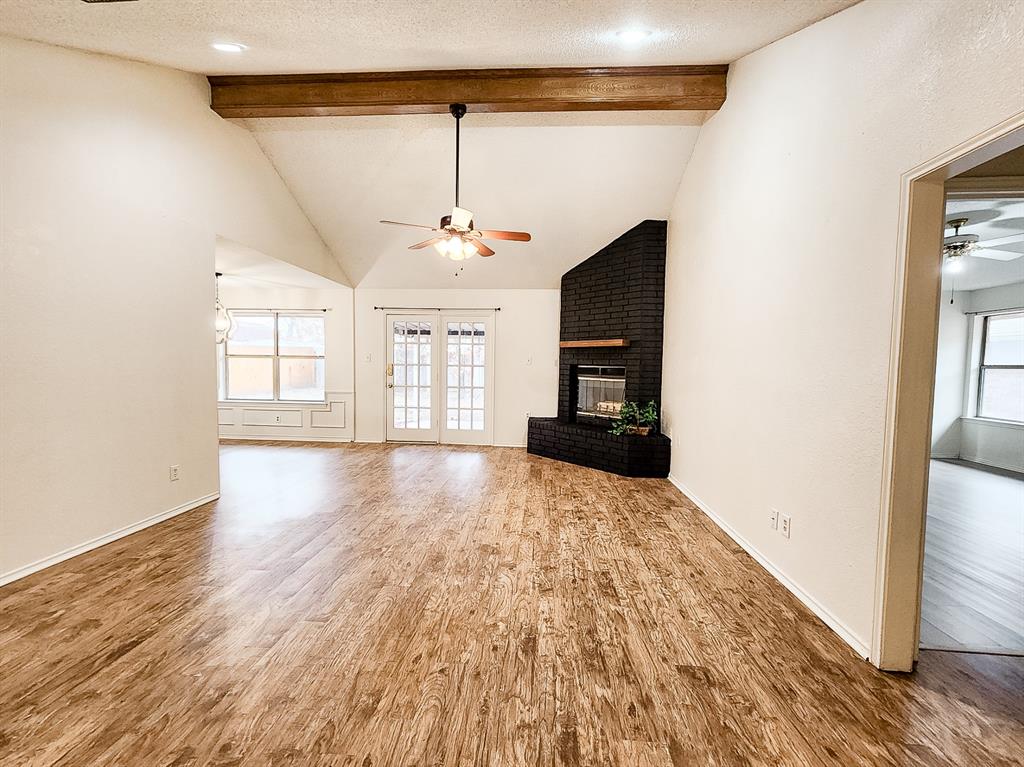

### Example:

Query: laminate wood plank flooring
xmin=920 ymin=459 xmax=1024 ymax=655
xmin=1 ymin=442 xmax=1022 ymax=766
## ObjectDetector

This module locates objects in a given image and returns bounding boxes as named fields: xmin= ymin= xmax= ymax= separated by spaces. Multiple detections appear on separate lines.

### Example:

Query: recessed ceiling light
xmin=211 ymin=42 xmax=247 ymax=53
xmin=615 ymin=28 xmax=653 ymax=45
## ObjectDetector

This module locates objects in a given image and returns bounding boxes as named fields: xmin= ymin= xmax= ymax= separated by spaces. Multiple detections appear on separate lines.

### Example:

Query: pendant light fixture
xmin=214 ymin=272 xmax=235 ymax=344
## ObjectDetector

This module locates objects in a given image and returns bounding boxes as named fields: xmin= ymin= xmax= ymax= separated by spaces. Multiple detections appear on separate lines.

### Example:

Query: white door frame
xmin=380 ymin=309 xmax=496 ymax=446
xmin=873 ymin=111 xmax=1024 ymax=671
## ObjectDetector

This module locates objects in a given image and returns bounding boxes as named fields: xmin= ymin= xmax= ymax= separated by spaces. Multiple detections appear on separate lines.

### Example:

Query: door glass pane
xmin=278 ymin=315 xmax=325 ymax=356
xmin=979 ymin=369 xmax=1024 ymax=421
xmin=445 ymin=320 xmax=486 ymax=431
xmin=391 ymin=319 xmax=432 ymax=432
xmin=227 ymin=314 xmax=274 ymax=355
xmin=226 ymin=357 xmax=273 ymax=400
xmin=983 ymin=313 xmax=1024 ymax=365
xmin=279 ymin=358 xmax=325 ymax=401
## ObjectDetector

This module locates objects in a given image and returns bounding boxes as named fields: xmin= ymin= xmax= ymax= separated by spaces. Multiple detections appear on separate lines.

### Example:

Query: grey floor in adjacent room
xmin=921 ymin=459 xmax=1024 ymax=655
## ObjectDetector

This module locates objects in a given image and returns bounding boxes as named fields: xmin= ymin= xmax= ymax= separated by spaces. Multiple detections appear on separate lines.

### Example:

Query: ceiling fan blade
xmin=971 ymin=247 xmax=1023 ymax=261
xmin=478 ymin=229 xmax=532 ymax=242
xmin=975 ymin=233 xmax=1024 ymax=248
xmin=468 ymin=238 xmax=495 ymax=257
xmin=380 ymin=220 xmax=438 ymax=231
xmin=408 ymin=237 xmax=444 ymax=250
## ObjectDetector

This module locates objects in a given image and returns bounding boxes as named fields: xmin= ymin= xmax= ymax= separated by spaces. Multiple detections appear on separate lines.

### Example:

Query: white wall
xmin=931 ymin=290 xmax=969 ymax=458
xmin=661 ymin=0 xmax=1024 ymax=655
xmin=216 ymin=283 xmax=355 ymax=441
xmin=961 ymin=419 xmax=1024 ymax=473
xmin=353 ymin=289 xmax=559 ymax=445
xmin=0 ymin=37 xmax=336 ymax=583
xmin=966 ymin=281 xmax=1024 ymax=314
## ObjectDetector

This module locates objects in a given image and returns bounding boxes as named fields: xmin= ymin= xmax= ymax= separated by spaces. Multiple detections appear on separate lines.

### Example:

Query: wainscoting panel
xmin=242 ymin=409 xmax=303 ymax=428
xmin=218 ymin=391 xmax=355 ymax=442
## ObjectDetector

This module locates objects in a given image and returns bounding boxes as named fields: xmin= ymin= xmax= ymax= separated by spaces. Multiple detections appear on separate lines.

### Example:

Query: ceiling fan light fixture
xmin=942 ymin=217 xmax=979 ymax=262
xmin=944 ymin=254 xmax=964 ymax=273
xmin=433 ymin=235 xmax=475 ymax=261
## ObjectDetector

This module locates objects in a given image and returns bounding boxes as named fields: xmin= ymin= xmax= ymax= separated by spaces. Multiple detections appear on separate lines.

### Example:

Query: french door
xmin=384 ymin=311 xmax=494 ymax=445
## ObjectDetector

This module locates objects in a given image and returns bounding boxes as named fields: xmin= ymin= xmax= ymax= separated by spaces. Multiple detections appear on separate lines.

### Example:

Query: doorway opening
xmin=876 ymin=117 xmax=1024 ymax=671
xmin=921 ymin=171 xmax=1024 ymax=655
xmin=384 ymin=310 xmax=495 ymax=446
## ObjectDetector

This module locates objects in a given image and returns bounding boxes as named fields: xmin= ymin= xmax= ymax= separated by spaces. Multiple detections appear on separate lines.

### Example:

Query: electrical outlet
xmin=769 ymin=508 xmax=779 ymax=530
xmin=780 ymin=514 xmax=791 ymax=539
xmin=169 ymin=465 xmax=180 ymax=482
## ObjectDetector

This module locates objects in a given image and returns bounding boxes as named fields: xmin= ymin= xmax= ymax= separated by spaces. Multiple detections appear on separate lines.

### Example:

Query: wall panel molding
xmin=218 ymin=391 xmax=354 ymax=442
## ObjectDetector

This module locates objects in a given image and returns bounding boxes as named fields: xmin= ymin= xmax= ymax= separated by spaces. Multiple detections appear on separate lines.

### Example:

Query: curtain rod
xmin=227 ymin=308 xmax=330 ymax=312
xmin=373 ymin=306 xmax=500 ymax=311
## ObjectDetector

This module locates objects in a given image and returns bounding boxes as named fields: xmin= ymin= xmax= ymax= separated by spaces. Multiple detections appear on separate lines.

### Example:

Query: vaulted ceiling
xmin=0 ymin=1 xmax=858 ymax=74
xmin=246 ymin=112 xmax=703 ymax=288
xmin=0 ymin=0 xmax=862 ymax=288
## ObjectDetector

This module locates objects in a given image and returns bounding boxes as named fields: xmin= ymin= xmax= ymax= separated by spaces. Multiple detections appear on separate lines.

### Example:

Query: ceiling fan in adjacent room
xmin=942 ymin=217 xmax=1023 ymax=272
xmin=380 ymin=103 xmax=532 ymax=262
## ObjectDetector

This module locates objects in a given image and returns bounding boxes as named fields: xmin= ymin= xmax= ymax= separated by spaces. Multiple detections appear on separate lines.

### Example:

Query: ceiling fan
xmin=380 ymin=103 xmax=532 ymax=261
xmin=943 ymin=217 xmax=1023 ymax=272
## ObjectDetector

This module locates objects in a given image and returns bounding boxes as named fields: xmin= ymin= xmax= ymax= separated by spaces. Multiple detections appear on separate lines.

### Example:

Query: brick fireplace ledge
xmin=526 ymin=417 xmax=671 ymax=478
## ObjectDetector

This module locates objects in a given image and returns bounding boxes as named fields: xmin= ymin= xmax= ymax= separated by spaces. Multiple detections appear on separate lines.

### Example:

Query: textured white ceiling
xmin=246 ymin=111 xmax=703 ymax=288
xmin=0 ymin=0 xmax=859 ymax=75
xmin=943 ymin=199 xmax=1024 ymax=291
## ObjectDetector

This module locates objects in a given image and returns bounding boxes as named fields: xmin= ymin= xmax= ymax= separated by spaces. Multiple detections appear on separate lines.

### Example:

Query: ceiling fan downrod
xmin=450 ymin=103 xmax=467 ymax=208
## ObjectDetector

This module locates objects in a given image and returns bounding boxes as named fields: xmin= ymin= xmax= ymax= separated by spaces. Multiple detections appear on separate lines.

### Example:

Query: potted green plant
xmin=609 ymin=400 xmax=658 ymax=436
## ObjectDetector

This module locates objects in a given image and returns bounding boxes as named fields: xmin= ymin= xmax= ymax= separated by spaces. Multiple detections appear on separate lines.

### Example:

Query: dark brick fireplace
xmin=527 ymin=220 xmax=671 ymax=477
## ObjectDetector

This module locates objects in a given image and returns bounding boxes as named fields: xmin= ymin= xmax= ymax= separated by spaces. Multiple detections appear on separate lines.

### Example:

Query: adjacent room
xmin=1 ymin=1 xmax=1023 ymax=765
xmin=923 ymin=154 xmax=1024 ymax=655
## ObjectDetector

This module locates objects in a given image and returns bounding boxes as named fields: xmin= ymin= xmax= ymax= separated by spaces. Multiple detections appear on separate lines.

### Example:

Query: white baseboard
xmin=0 ymin=492 xmax=220 ymax=588
xmin=667 ymin=474 xmax=871 ymax=660
xmin=493 ymin=443 xmax=527 ymax=448
xmin=219 ymin=435 xmax=354 ymax=444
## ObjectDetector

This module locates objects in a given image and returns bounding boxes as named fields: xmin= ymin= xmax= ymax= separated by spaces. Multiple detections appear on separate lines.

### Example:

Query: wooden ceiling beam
xmin=208 ymin=65 xmax=727 ymax=118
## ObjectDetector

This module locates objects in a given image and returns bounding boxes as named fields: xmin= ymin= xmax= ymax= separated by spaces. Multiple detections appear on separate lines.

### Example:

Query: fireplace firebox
xmin=575 ymin=366 xmax=625 ymax=421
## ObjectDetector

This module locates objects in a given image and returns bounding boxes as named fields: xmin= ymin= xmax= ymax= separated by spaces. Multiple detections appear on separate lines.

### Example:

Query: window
xmin=978 ymin=311 xmax=1024 ymax=422
xmin=221 ymin=311 xmax=325 ymax=402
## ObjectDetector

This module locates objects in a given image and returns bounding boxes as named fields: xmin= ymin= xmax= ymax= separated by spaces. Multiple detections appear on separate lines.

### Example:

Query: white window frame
xmin=975 ymin=309 xmax=1024 ymax=423
xmin=221 ymin=310 xmax=326 ymax=404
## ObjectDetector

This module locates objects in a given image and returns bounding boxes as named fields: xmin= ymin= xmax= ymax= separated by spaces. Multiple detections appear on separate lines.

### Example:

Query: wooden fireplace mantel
xmin=559 ymin=339 xmax=630 ymax=349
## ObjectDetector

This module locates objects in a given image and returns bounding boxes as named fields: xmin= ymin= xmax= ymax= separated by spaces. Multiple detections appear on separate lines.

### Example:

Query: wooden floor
xmin=921 ymin=459 xmax=1024 ymax=655
xmin=2 ymin=443 xmax=1023 ymax=766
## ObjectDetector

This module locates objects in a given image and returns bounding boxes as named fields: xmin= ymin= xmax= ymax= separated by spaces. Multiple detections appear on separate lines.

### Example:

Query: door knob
xmin=386 ymin=363 xmax=394 ymax=377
